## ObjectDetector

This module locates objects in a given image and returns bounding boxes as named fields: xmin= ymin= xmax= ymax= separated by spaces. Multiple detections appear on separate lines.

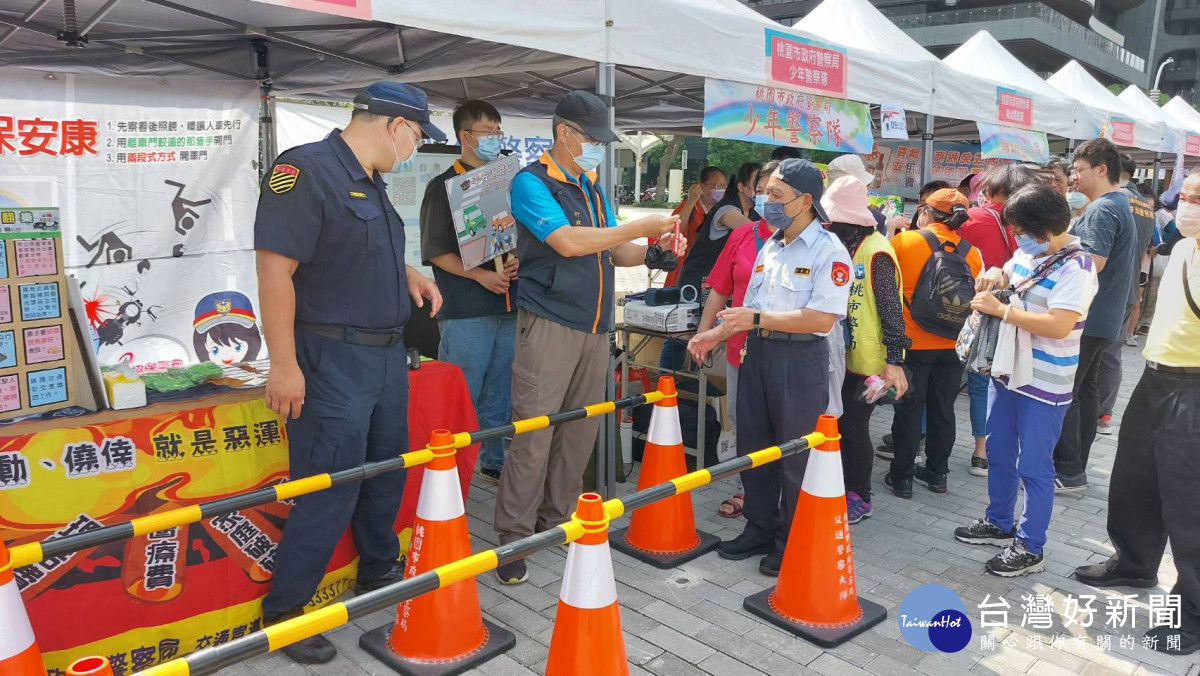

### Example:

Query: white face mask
xmin=1177 ymin=200 xmax=1200 ymax=239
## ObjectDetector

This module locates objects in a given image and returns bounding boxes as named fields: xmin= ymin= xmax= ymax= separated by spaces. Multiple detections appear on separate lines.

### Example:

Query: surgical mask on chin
xmin=1066 ymin=191 xmax=1088 ymax=211
xmin=1176 ymin=201 xmax=1200 ymax=238
xmin=762 ymin=200 xmax=794 ymax=230
xmin=390 ymin=125 xmax=418 ymax=173
xmin=473 ymin=135 xmax=502 ymax=162
xmin=1015 ymin=233 xmax=1050 ymax=257
xmin=754 ymin=194 xmax=767 ymax=214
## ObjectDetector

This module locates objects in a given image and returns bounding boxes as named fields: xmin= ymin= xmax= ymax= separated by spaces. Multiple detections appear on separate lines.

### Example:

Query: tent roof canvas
xmin=1047 ymin=61 xmax=1168 ymax=152
xmin=1117 ymin=86 xmax=1192 ymax=153
xmin=940 ymin=31 xmax=1082 ymax=139
xmin=1162 ymin=96 xmax=1200 ymax=134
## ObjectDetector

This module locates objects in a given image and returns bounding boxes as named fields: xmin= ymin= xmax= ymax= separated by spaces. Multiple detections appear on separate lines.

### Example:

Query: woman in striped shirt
xmin=953 ymin=183 xmax=1098 ymax=577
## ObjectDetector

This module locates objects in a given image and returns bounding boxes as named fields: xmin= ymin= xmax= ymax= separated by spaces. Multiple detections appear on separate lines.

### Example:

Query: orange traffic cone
xmin=359 ymin=430 xmax=515 ymax=675
xmin=67 ymin=656 xmax=113 ymax=675
xmin=0 ymin=540 xmax=45 ymax=675
xmin=546 ymin=493 xmax=628 ymax=676
xmin=743 ymin=415 xmax=887 ymax=647
xmin=610 ymin=376 xmax=718 ymax=568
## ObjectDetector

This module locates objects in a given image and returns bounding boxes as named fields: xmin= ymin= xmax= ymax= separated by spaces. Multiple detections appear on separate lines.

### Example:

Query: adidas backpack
xmin=906 ymin=229 xmax=977 ymax=338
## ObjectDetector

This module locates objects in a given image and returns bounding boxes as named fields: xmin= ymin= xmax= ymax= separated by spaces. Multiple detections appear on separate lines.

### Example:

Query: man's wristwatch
xmin=753 ymin=312 xmax=761 ymax=329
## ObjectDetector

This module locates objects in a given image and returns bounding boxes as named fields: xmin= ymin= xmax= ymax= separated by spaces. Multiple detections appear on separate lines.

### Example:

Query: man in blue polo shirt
xmin=492 ymin=91 xmax=684 ymax=584
xmin=420 ymin=100 xmax=519 ymax=482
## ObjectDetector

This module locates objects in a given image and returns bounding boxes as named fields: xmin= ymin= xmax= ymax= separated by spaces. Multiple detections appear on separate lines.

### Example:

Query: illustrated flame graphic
xmin=84 ymin=289 xmax=118 ymax=330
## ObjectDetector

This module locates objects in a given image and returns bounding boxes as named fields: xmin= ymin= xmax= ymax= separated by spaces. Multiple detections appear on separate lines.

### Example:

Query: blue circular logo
xmin=898 ymin=584 xmax=972 ymax=653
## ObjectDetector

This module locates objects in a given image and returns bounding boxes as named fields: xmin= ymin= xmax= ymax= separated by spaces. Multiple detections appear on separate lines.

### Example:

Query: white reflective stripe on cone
xmin=800 ymin=450 xmax=845 ymax=498
xmin=559 ymin=543 xmax=618 ymax=609
xmin=0 ymin=581 xmax=35 ymax=661
xmin=415 ymin=468 xmax=465 ymax=521
xmin=646 ymin=406 xmax=683 ymax=446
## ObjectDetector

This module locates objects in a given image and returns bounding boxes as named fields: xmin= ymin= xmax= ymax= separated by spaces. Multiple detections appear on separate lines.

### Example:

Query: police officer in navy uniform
xmin=253 ymin=82 xmax=444 ymax=664
xmin=694 ymin=159 xmax=852 ymax=576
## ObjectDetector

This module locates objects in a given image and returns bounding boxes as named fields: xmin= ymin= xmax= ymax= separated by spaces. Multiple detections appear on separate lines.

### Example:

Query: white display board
xmin=0 ymin=69 xmax=261 ymax=374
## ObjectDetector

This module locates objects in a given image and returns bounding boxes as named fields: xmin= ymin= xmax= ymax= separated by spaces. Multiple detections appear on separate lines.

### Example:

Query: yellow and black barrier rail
xmin=8 ymin=391 xmax=663 ymax=570
xmin=137 ymin=430 xmax=827 ymax=676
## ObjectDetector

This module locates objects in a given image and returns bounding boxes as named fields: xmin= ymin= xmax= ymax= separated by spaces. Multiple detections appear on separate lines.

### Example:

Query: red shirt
xmin=664 ymin=202 xmax=709 ymax=287
xmin=706 ymin=219 xmax=774 ymax=367
xmin=958 ymin=206 xmax=1017 ymax=271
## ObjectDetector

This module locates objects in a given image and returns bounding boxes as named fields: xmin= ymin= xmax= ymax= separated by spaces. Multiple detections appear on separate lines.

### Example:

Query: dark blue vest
xmin=514 ymin=158 xmax=615 ymax=334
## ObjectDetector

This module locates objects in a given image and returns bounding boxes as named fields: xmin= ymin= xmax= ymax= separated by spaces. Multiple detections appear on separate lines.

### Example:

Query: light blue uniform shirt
xmin=743 ymin=221 xmax=852 ymax=335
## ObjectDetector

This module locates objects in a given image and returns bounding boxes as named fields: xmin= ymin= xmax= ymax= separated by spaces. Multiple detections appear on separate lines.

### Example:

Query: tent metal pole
xmin=597 ymin=60 xmax=618 ymax=500
xmin=1152 ymin=152 xmax=1162 ymax=193
xmin=922 ymin=115 xmax=934 ymax=186
xmin=79 ymin=0 xmax=123 ymax=37
xmin=0 ymin=0 xmax=52 ymax=47
xmin=255 ymin=40 xmax=276 ymax=173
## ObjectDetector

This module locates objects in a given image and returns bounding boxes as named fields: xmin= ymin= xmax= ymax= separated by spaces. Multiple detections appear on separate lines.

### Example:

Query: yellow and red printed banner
xmin=251 ymin=0 xmax=371 ymax=20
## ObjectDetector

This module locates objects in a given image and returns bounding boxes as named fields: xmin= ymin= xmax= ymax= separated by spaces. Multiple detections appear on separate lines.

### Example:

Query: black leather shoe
xmin=913 ymin=463 xmax=948 ymax=494
xmin=718 ymin=532 xmax=773 ymax=560
xmin=885 ymin=472 xmax=912 ymax=499
xmin=1073 ymin=560 xmax=1158 ymax=589
xmin=281 ymin=634 xmax=337 ymax=664
xmin=759 ymin=550 xmax=784 ymax=577
xmin=355 ymin=562 xmax=403 ymax=594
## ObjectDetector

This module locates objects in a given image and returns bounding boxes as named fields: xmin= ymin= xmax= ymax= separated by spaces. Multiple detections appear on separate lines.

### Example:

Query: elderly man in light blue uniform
xmin=712 ymin=159 xmax=852 ymax=576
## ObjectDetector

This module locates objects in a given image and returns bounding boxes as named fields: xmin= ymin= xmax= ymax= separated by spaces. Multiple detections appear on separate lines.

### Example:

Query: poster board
xmin=444 ymin=155 xmax=521 ymax=271
xmin=0 ymin=206 xmax=77 ymax=417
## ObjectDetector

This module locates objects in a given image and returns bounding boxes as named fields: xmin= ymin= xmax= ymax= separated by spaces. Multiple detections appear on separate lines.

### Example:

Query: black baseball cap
xmin=774 ymin=159 xmax=831 ymax=223
xmin=554 ymin=91 xmax=619 ymax=143
xmin=357 ymin=82 xmax=447 ymax=143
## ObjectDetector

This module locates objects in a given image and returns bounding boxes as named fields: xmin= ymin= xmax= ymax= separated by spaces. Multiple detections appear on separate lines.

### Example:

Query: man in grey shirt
xmin=1053 ymin=139 xmax=1136 ymax=493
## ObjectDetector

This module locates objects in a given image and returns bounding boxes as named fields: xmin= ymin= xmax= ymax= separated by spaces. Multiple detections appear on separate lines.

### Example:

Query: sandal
xmin=718 ymin=493 xmax=744 ymax=519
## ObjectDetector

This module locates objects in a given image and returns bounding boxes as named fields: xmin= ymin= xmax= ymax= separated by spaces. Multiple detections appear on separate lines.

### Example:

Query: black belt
xmin=752 ymin=328 xmax=823 ymax=343
xmin=1147 ymin=361 xmax=1200 ymax=376
xmin=297 ymin=322 xmax=404 ymax=347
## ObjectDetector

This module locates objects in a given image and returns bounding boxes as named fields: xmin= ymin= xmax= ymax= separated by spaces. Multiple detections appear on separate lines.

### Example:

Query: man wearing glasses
xmin=493 ymin=91 xmax=684 ymax=584
xmin=420 ymin=100 xmax=519 ymax=483
xmin=1050 ymin=138 xmax=1137 ymax=495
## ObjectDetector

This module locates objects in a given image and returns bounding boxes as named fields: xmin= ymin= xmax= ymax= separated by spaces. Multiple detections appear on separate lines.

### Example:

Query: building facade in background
xmin=743 ymin=0 xmax=1198 ymax=104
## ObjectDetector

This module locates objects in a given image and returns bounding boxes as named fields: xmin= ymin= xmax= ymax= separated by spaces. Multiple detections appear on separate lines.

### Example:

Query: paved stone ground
xmin=242 ymin=343 xmax=1200 ymax=676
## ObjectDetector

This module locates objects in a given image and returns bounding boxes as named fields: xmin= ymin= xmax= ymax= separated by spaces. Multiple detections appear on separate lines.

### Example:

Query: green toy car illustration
xmin=461 ymin=204 xmax=487 ymax=237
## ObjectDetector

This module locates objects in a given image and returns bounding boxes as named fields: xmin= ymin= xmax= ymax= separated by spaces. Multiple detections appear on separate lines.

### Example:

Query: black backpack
xmin=906 ymin=229 xmax=977 ymax=338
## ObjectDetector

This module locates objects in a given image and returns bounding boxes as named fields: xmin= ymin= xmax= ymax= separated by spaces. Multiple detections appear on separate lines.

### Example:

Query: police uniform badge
xmin=854 ymin=263 xmax=866 ymax=279
xmin=831 ymin=261 xmax=850 ymax=287
xmin=268 ymin=164 xmax=300 ymax=194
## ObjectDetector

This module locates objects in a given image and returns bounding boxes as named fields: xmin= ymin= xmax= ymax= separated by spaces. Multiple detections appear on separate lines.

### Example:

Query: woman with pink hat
xmin=821 ymin=176 xmax=910 ymax=524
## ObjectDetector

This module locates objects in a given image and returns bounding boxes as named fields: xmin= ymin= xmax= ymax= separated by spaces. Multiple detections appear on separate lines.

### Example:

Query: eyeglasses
xmin=564 ymin=123 xmax=606 ymax=146
xmin=1071 ymin=164 xmax=1096 ymax=176
xmin=465 ymin=129 xmax=504 ymax=141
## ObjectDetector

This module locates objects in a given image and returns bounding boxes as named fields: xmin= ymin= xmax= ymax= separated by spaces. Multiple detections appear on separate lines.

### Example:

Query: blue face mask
xmin=754 ymin=194 xmax=767 ymax=214
xmin=1015 ymin=233 xmax=1050 ymax=257
xmin=569 ymin=129 xmax=606 ymax=172
xmin=473 ymin=134 xmax=502 ymax=162
xmin=390 ymin=124 xmax=419 ymax=173
xmin=762 ymin=199 xmax=795 ymax=230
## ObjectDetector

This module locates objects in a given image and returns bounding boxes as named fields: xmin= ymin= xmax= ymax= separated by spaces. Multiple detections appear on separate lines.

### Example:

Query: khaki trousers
xmin=493 ymin=309 xmax=610 ymax=544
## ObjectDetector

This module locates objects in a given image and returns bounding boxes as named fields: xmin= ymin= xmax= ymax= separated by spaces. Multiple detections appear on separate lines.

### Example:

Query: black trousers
xmin=840 ymin=373 xmax=876 ymax=498
xmin=1052 ymin=335 xmax=1110 ymax=477
xmin=1106 ymin=367 xmax=1200 ymax=627
xmin=890 ymin=349 xmax=962 ymax=477
xmin=737 ymin=335 xmax=829 ymax=553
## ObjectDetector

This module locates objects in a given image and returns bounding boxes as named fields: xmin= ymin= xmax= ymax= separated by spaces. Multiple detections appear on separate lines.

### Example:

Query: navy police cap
xmin=773 ymin=159 xmax=831 ymax=224
xmin=357 ymin=81 xmax=447 ymax=143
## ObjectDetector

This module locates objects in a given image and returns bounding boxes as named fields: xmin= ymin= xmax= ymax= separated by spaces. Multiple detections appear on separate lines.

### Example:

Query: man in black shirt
xmin=419 ymin=100 xmax=519 ymax=482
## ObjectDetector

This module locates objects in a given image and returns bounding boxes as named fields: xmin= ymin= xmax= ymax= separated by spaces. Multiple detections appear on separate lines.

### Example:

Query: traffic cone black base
xmin=608 ymin=527 xmax=720 ymax=569
xmin=359 ymin=620 xmax=516 ymax=676
xmin=743 ymin=589 xmax=887 ymax=648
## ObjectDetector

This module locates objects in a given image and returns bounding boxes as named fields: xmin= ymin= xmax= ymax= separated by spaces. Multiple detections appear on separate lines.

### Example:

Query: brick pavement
xmin=252 ymin=345 xmax=1200 ymax=676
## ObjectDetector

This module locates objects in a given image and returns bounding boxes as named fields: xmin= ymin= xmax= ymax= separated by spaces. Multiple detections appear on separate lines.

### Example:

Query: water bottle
xmin=863 ymin=375 xmax=890 ymax=404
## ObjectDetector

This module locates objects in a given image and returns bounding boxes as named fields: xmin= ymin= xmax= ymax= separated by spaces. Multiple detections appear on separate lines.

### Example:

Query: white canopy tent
xmin=940 ymin=31 xmax=1084 ymax=140
xmin=1118 ymin=86 xmax=1190 ymax=153
xmin=1162 ymin=97 xmax=1200 ymax=136
xmin=1047 ymin=61 xmax=1169 ymax=153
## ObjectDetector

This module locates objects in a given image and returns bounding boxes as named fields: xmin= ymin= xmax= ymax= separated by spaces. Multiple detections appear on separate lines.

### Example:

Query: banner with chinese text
xmin=0 ymin=398 xmax=292 ymax=676
xmin=978 ymin=123 xmax=1050 ymax=164
xmin=0 ymin=69 xmax=261 ymax=376
xmin=764 ymin=28 xmax=848 ymax=98
xmin=703 ymin=79 xmax=872 ymax=154
xmin=860 ymin=140 xmax=1010 ymax=200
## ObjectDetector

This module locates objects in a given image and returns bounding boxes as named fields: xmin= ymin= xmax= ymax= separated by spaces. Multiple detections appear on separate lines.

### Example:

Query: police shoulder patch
xmin=831 ymin=261 xmax=850 ymax=287
xmin=268 ymin=163 xmax=300 ymax=194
